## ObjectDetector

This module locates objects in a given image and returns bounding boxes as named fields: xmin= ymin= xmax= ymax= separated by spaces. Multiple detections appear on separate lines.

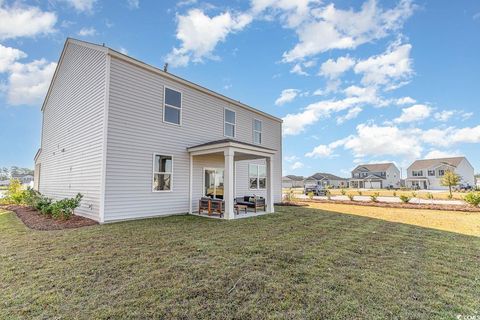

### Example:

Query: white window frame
xmin=163 ymin=86 xmax=182 ymax=126
xmin=427 ymin=170 xmax=435 ymax=176
xmin=224 ymin=107 xmax=236 ymax=138
xmin=253 ymin=118 xmax=262 ymax=144
xmin=152 ymin=153 xmax=173 ymax=192
xmin=202 ymin=167 xmax=225 ymax=199
xmin=248 ymin=163 xmax=267 ymax=190
xmin=412 ymin=170 xmax=423 ymax=177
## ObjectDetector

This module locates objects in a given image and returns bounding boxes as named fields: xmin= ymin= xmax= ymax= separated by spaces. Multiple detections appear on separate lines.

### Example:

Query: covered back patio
xmin=187 ymin=139 xmax=277 ymax=220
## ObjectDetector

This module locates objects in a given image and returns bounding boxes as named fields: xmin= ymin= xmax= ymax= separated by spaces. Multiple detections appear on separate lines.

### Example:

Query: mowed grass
xmin=284 ymin=187 xmax=468 ymax=200
xmin=306 ymin=202 xmax=480 ymax=236
xmin=1 ymin=207 xmax=479 ymax=319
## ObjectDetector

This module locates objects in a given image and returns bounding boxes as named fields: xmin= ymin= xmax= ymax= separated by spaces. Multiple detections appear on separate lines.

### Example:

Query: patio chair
xmin=210 ymin=199 xmax=224 ymax=217
xmin=199 ymin=197 xmax=211 ymax=215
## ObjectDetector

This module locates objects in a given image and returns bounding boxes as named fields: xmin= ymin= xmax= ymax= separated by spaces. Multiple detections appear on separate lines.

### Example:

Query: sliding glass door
xmin=204 ymin=168 xmax=224 ymax=199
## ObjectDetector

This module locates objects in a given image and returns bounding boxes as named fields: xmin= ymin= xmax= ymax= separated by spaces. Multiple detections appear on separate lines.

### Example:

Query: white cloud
xmin=305 ymin=144 xmax=334 ymax=158
xmin=424 ymin=149 xmax=462 ymax=159
xmin=127 ymin=0 xmax=139 ymax=9
xmin=291 ymin=161 xmax=304 ymax=170
xmin=283 ymin=85 xmax=382 ymax=135
xmin=308 ymin=123 xmax=480 ymax=163
xmin=166 ymin=9 xmax=252 ymax=66
xmin=354 ymin=40 xmax=413 ymax=87
xmin=0 ymin=44 xmax=56 ymax=106
xmin=395 ymin=96 xmax=416 ymax=105
xmin=7 ymin=59 xmax=57 ymax=106
xmin=119 ymin=47 xmax=128 ymax=55
xmin=0 ymin=2 xmax=57 ymax=40
xmin=275 ymin=88 xmax=300 ymax=106
xmin=393 ymin=104 xmax=432 ymax=123
xmin=60 ymin=0 xmax=97 ymax=13
xmin=290 ymin=63 xmax=308 ymax=75
xmin=337 ymin=106 xmax=362 ymax=124
xmin=284 ymin=155 xmax=299 ymax=162
xmin=251 ymin=0 xmax=315 ymax=28
xmin=434 ymin=110 xmax=454 ymax=122
xmin=0 ymin=44 xmax=26 ymax=72
xmin=78 ymin=27 xmax=97 ymax=36
xmin=319 ymin=56 xmax=355 ymax=79
xmin=281 ymin=0 xmax=415 ymax=62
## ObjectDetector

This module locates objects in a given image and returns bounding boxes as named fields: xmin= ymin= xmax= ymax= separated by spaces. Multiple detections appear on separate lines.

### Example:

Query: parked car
xmin=304 ymin=185 xmax=328 ymax=196
xmin=456 ymin=184 xmax=473 ymax=191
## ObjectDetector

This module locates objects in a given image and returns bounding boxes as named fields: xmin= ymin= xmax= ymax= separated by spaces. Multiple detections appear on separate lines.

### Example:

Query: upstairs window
xmin=164 ymin=87 xmax=182 ymax=125
xmin=428 ymin=170 xmax=435 ymax=176
xmin=224 ymin=108 xmax=236 ymax=137
xmin=153 ymin=154 xmax=172 ymax=191
xmin=253 ymin=119 xmax=262 ymax=144
xmin=438 ymin=169 xmax=445 ymax=176
xmin=249 ymin=164 xmax=266 ymax=190
xmin=412 ymin=170 xmax=423 ymax=177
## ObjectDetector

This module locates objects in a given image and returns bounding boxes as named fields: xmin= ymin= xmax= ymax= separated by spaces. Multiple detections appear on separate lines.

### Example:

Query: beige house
xmin=304 ymin=173 xmax=348 ymax=188
xmin=349 ymin=163 xmax=400 ymax=189
xmin=282 ymin=175 xmax=305 ymax=188
xmin=406 ymin=157 xmax=474 ymax=190
xmin=34 ymin=38 xmax=282 ymax=222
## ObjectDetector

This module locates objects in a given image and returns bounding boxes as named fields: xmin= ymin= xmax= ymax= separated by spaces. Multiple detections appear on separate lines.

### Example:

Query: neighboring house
xmin=12 ymin=174 xmax=34 ymax=185
xmin=349 ymin=163 xmax=400 ymax=189
xmin=304 ymin=173 xmax=348 ymax=188
xmin=406 ymin=157 xmax=475 ymax=190
xmin=34 ymin=38 xmax=282 ymax=223
xmin=282 ymin=175 xmax=304 ymax=188
xmin=476 ymin=174 xmax=480 ymax=188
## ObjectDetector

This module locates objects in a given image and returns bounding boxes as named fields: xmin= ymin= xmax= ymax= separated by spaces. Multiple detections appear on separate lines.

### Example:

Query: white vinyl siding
xmin=37 ymin=42 xmax=107 ymax=221
xmin=104 ymin=56 xmax=282 ymax=222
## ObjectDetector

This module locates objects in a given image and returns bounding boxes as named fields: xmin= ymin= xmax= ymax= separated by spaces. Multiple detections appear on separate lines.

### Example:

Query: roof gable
xmin=408 ymin=157 xmax=466 ymax=171
xmin=352 ymin=163 xmax=394 ymax=173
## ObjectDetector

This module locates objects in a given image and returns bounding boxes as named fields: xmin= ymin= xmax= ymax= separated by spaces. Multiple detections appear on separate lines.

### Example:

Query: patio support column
xmin=224 ymin=147 xmax=235 ymax=220
xmin=266 ymin=156 xmax=274 ymax=213
xmin=188 ymin=154 xmax=193 ymax=214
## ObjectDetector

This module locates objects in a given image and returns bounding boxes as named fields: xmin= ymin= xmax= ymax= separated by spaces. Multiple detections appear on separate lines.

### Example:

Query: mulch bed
xmin=302 ymin=199 xmax=480 ymax=213
xmin=1 ymin=205 xmax=98 ymax=230
xmin=274 ymin=202 xmax=309 ymax=207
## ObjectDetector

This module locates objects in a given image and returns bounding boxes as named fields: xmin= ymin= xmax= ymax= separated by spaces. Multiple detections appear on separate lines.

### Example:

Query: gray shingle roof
xmin=408 ymin=157 xmax=465 ymax=171
xmin=306 ymin=172 xmax=347 ymax=181
xmin=283 ymin=175 xmax=304 ymax=181
xmin=353 ymin=163 xmax=394 ymax=172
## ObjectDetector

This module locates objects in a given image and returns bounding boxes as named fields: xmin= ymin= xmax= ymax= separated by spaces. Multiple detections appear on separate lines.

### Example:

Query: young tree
xmin=441 ymin=170 xmax=461 ymax=198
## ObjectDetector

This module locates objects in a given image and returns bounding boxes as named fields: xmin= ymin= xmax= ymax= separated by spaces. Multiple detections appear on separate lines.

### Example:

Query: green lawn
xmin=1 ymin=207 xmax=479 ymax=319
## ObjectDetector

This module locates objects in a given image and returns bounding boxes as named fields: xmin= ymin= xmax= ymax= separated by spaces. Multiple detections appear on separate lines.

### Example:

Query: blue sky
xmin=0 ymin=0 xmax=479 ymax=178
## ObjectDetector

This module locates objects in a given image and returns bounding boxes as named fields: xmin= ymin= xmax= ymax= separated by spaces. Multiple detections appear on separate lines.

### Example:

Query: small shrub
xmin=392 ymin=191 xmax=397 ymax=197
xmin=36 ymin=195 xmax=53 ymax=215
xmin=340 ymin=189 xmax=346 ymax=195
xmin=370 ymin=192 xmax=379 ymax=202
xmin=5 ymin=178 xmax=23 ymax=204
xmin=307 ymin=191 xmax=314 ymax=200
xmin=447 ymin=193 xmax=453 ymax=200
xmin=427 ymin=193 xmax=434 ymax=200
xmin=357 ymin=190 xmax=363 ymax=196
xmin=411 ymin=191 xmax=417 ymax=198
xmin=22 ymin=188 xmax=41 ymax=207
xmin=347 ymin=194 xmax=355 ymax=201
xmin=283 ymin=189 xmax=297 ymax=203
xmin=399 ymin=195 xmax=411 ymax=203
xmin=464 ymin=192 xmax=480 ymax=207
xmin=326 ymin=190 xmax=331 ymax=200
xmin=50 ymin=193 xmax=83 ymax=220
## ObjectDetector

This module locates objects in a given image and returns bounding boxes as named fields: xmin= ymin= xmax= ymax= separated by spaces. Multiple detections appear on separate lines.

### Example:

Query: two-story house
xmin=304 ymin=173 xmax=348 ymax=188
xmin=406 ymin=157 xmax=474 ymax=190
xmin=34 ymin=38 xmax=282 ymax=223
xmin=282 ymin=175 xmax=305 ymax=188
xmin=348 ymin=163 xmax=400 ymax=189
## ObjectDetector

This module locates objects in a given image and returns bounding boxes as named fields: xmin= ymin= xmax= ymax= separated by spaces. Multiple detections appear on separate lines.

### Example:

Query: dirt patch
xmin=2 ymin=205 xmax=98 ymax=230
xmin=302 ymin=199 xmax=480 ymax=213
